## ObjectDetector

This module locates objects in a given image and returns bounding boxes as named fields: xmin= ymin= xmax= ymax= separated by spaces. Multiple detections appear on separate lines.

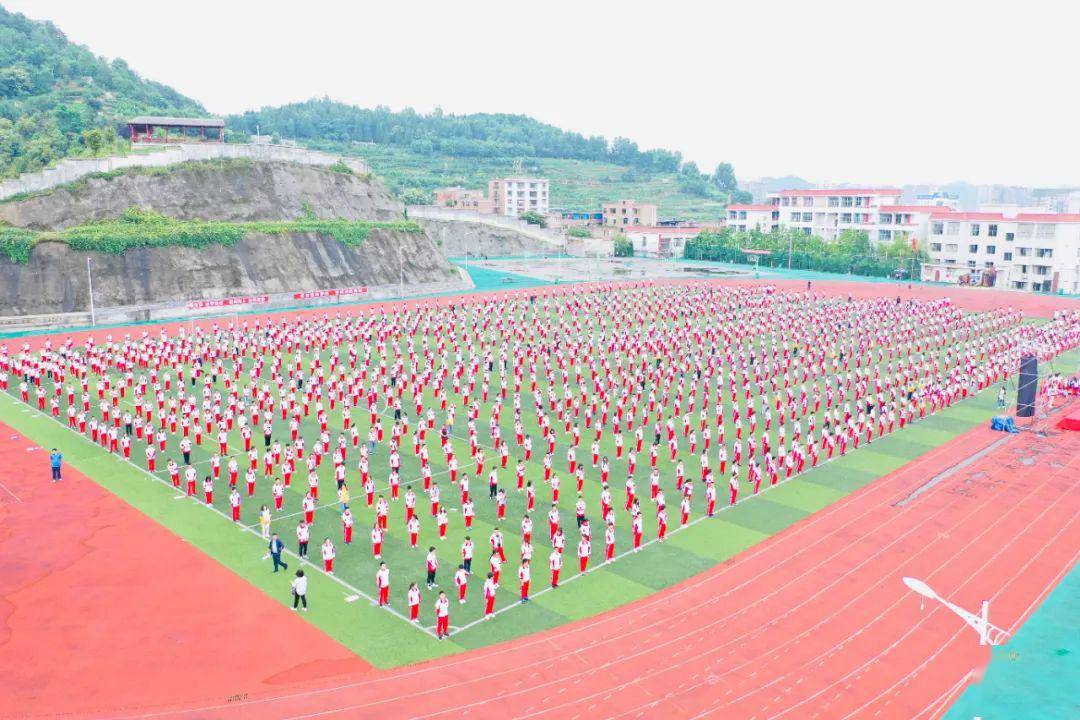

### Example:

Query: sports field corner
xmin=0 ymin=271 xmax=1077 ymax=719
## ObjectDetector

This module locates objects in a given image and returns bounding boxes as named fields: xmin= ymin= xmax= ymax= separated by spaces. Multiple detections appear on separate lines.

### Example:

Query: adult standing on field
xmin=49 ymin=448 xmax=62 ymax=482
xmin=291 ymin=569 xmax=308 ymax=611
xmin=269 ymin=533 xmax=288 ymax=573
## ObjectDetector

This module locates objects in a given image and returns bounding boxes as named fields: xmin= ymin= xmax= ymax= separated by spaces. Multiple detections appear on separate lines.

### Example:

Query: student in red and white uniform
xmin=407 ymin=514 xmax=420 ymax=548
xmin=482 ymin=573 xmax=498 ymax=619
xmin=375 ymin=562 xmax=390 ymax=606
xmin=202 ymin=475 xmax=214 ymax=504
xmin=453 ymin=564 xmax=469 ymax=603
xmin=577 ymin=537 xmax=591 ymax=573
xmin=632 ymin=510 xmax=644 ymax=552
xmin=272 ymin=478 xmax=285 ymax=510
xmin=371 ymin=523 xmax=384 ymax=559
xmin=342 ymin=507 xmax=354 ymax=544
xmin=407 ymin=582 xmax=422 ymax=622
xmin=302 ymin=493 xmax=316 ymax=524
xmin=322 ymin=538 xmax=336 ymax=574
xmin=605 ymin=522 xmax=616 ymax=563
xmin=549 ymin=548 xmax=562 ymax=588
xmin=518 ymin=560 xmax=531 ymax=603
xmin=229 ymin=488 xmax=241 ymax=521
xmin=434 ymin=591 xmax=450 ymax=639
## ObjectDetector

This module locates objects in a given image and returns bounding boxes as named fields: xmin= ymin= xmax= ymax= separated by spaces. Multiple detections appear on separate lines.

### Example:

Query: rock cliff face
xmin=0 ymin=161 xmax=458 ymax=315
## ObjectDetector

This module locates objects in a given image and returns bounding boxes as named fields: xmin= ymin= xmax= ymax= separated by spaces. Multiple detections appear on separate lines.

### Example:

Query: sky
xmin=6 ymin=0 xmax=1079 ymax=187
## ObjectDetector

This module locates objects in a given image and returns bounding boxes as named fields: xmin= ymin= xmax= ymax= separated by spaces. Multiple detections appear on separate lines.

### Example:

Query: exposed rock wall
xmin=0 ymin=161 xmax=459 ymax=316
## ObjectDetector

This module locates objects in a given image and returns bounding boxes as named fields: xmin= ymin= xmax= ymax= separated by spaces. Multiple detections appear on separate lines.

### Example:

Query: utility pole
xmin=87 ymin=257 xmax=97 ymax=326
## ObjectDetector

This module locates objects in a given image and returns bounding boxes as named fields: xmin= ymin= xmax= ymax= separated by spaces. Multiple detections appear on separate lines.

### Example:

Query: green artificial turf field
xmin=0 ymin=288 xmax=1042 ymax=669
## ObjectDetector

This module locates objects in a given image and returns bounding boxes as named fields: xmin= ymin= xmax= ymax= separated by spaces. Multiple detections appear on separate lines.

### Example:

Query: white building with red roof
xmin=922 ymin=210 xmax=1080 ymax=294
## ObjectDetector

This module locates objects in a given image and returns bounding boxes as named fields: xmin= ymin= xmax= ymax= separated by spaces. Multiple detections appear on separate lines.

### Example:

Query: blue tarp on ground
xmin=990 ymin=416 xmax=1019 ymax=433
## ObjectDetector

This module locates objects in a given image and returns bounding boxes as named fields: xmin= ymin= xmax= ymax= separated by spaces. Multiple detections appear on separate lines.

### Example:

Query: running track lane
xmin=103 ymin=406 xmax=1079 ymax=719
xmin=0 ymin=423 xmax=370 ymax=717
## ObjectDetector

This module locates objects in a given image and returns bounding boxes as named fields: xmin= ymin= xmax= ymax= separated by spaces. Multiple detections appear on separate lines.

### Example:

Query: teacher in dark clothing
xmin=269 ymin=533 xmax=288 ymax=573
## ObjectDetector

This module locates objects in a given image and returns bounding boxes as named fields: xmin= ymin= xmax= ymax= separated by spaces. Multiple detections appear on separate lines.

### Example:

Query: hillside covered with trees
xmin=0 ymin=6 xmax=747 ymax=220
xmin=0 ymin=5 xmax=205 ymax=178
xmin=229 ymin=99 xmax=751 ymax=219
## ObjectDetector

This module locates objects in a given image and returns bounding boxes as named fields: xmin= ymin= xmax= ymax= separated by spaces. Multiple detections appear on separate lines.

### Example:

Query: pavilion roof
xmin=128 ymin=116 xmax=225 ymax=127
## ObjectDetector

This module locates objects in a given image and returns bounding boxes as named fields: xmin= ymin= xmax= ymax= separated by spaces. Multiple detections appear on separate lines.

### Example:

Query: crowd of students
xmin=5 ymin=284 xmax=1078 ymax=634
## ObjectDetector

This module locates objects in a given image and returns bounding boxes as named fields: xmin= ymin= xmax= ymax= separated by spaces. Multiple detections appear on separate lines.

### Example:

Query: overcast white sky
xmin=7 ymin=0 xmax=1079 ymax=187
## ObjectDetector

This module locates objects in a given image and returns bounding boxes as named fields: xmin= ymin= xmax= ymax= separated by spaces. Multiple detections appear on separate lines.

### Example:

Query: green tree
xmin=711 ymin=162 xmax=737 ymax=193
xmin=518 ymin=210 xmax=547 ymax=227
xmin=613 ymin=234 xmax=634 ymax=257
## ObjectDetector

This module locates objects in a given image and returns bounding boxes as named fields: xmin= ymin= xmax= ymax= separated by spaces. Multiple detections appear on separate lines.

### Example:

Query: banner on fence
xmin=292 ymin=286 xmax=368 ymax=300
xmin=186 ymin=295 xmax=269 ymax=310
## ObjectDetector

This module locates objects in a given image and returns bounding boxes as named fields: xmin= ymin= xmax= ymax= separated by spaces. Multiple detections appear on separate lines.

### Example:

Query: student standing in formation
xmin=550 ymin=548 xmax=562 ymax=588
xmin=296 ymin=521 xmax=310 ymax=560
xmin=407 ymin=582 xmax=421 ymax=622
xmin=454 ymin=564 xmax=469 ymax=603
xmin=518 ymin=560 xmax=531 ymax=603
xmin=483 ymin=572 xmax=498 ymax=619
xmin=426 ymin=546 xmax=439 ymax=589
xmin=322 ymin=538 xmax=336 ymax=574
xmin=375 ymin=562 xmax=390 ymax=607
xmin=434 ymin=591 xmax=450 ymax=639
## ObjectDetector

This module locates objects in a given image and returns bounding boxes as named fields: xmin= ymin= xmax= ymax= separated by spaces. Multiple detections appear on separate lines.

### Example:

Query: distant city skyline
xmin=6 ymin=0 xmax=1079 ymax=187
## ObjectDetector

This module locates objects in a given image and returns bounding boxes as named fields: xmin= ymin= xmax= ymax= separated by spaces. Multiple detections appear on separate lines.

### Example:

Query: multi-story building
xmin=624 ymin=226 xmax=705 ymax=258
xmin=488 ymin=177 xmax=549 ymax=217
xmin=602 ymin=200 xmax=658 ymax=228
xmin=433 ymin=187 xmax=492 ymax=212
xmin=766 ymin=188 xmax=904 ymax=241
xmin=922 ymin=211 xmax=1080 ymax=294
xmin=726 ymin=204 xmax=778 ymax=233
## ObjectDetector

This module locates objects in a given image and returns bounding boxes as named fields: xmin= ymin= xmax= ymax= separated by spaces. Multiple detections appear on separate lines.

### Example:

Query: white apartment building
xmin=922 ymin=211 xmax=1080 ymax=294
xmin=624 ymin=226 xmax=703 ymax=258
xmin=726 ymin=204 xmax=778 ymax=233
xmin=766 ymin=188 xmax=903 ymax=241
xmin=488 ymin=177 xmax=549 ymax=217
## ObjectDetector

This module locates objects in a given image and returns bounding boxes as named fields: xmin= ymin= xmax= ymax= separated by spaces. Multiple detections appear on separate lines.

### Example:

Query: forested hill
xmin=229 ymin=99 xmax=751 ymax=218
xmin=0 ymin=5 xmax=205 ymax=178
xmin=228 ymin=98 xmax=685 ymax=172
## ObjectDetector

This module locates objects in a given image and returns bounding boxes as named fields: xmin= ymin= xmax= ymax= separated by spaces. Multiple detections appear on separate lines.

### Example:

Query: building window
xmin=802 ymin=213 xmax=812 ymax=222
xmin=932 ymin=222 xmax=944 ymax=235
xmin=827 ymin=197 xmax=840 ymax=207
xmin=1005 ymin=232 xmax=1014 ymax=242
xmin=946 ymin=223 xmax=960 ymax=235
xmin=803 ymin=197 xmax=813 ymax=206
xmin=969 ymin=244 xmax=979 ymax=253
xmin=841 ymin=197 xmax=853 ymax=207
xmin=1003 ymin=252 xmax=1013 ymax=261
xmin=967 ymin=260 xmax=977 ymax=268
xmin=931 ymin=243 xmax=942 ymax=252
xmin=841 ymin=213 xmax=852 ymax=223
xmin=1036 ymin=248 xmax=1054 ymax=258
xmin=945 ymin=244 xmax=959 ymax=252
xmin=988 ymin=224 xmax=998 ymax=237
xmin=878 ymin=230 xmax=892 ymax=241
xmin=986 ymin=245 xmax=996 ymax=254
xmin=1019 ymin=247 xmax=1030 ymax=257
xmin=790 ymin=213 xmax=801 ymax=222
xmin=1035 ymin=266 xmax=1049 ymax=275
xmin=880 ymin=214 xmax=893 ymax=224
xmin=970 ymin=224 xmax=980 ymax=236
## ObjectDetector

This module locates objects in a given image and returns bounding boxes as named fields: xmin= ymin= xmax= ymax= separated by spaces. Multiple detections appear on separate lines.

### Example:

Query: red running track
xmin=85 ymin=406 xmax=1078 ymax=720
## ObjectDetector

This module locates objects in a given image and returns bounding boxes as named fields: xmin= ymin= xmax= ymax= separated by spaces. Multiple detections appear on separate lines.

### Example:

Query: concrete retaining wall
xmin=0 ymin=143 xmax=369 ymax=201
